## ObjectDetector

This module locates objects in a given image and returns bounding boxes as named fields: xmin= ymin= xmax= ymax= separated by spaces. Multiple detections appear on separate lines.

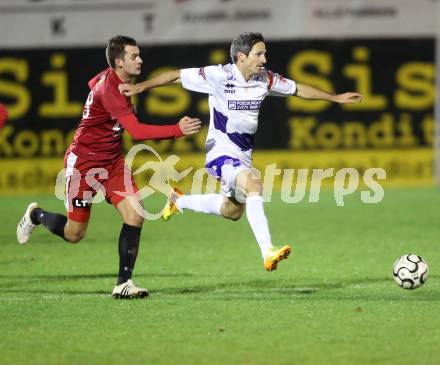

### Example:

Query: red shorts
xmin=64 ymin=151 xmax=139 ymax=222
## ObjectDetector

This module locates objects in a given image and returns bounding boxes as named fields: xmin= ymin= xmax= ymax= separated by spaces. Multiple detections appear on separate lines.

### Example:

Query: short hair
xmin=230 ymin=32 xmax=265 ymax=63
xmin=106 ymin=35 xmax=137 ymax=69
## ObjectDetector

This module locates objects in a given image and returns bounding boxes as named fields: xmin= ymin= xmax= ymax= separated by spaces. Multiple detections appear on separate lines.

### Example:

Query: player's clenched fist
xmin=178 ymin=116 xmax=202 ymax=135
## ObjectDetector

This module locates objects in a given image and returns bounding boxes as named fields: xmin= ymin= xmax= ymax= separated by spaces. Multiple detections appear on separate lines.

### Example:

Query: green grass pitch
xmin=1 ymin=188 xmax=439 ymax=365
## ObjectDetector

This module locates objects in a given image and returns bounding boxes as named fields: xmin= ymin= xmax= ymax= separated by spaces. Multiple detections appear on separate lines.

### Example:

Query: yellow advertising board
xmin=0 ymin=148 xmax=432 ymax=196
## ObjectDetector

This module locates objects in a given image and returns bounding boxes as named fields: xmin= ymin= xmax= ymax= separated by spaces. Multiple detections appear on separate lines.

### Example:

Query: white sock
xmin=176 ymin=194 xmax=223 ymax=216
xmin=246 ymin=195 xmax=273 ymax=258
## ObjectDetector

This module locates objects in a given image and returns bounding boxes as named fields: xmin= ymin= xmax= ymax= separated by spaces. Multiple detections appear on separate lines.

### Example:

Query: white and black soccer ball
xmin=392 ymin=254 xmax=429 ymax=289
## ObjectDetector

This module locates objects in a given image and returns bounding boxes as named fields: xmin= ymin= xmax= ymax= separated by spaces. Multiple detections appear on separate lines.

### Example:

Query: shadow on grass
xmin=0 ymin=272 xmax=197 ymax=294
xmin=0 ymin=274 xmax=438 ymax=300
xmin=0 ymin=272 xmax=196 ymax=281
xmin=155 ymin=277 xmax=389 ymax=295
xmin=0 ymin=273 xmax=116 ymax=281
xmin=155 ymin=275 xmax=440 ymax=302
xmin=0 ymin=289 xmax=110 ymax=295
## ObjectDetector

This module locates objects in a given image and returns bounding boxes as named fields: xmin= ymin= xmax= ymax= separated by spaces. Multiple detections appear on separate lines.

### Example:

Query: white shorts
xmin=205 ymin=155 xmax=255 ymax=202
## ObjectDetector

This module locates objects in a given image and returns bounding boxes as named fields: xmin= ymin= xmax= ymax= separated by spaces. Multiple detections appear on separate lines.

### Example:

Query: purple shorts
xmin=205 ymin=155 xmax=242 ymax=180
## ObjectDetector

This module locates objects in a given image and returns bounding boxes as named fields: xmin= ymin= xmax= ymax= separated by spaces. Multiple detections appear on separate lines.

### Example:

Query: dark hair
xmin=106 ymin=35 xmax=137 ymax=69
xmin=230 ymin=32 xmax=265 ymax=63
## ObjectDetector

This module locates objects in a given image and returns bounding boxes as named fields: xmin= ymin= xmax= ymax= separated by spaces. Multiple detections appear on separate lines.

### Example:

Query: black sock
xmin=117 ymin=224 xmax=142 ymax=285
xmin=30 ymin=207 xmax=43 ymax=225
xmin=31 ymin=208 xmax=67 ymax=240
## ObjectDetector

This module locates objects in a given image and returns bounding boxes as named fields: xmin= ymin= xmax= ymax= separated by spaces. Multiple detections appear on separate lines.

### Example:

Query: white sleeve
xmin=180 ymin=65 xmax=222 ymax=94
xmin=267 ymin=70 xmax=297 ymax=97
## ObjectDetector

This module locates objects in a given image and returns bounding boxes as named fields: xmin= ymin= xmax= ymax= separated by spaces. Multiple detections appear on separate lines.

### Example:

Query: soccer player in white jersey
xmin=120 ymin=32 xmax=362 ymax=271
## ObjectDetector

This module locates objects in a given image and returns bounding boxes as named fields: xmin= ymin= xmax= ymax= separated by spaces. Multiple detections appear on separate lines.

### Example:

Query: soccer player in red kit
xmin=16 ymin=35 xmax=202 ymax=299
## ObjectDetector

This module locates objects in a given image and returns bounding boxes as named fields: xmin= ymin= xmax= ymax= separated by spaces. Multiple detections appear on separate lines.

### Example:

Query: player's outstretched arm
xmin=118 ymin=114 xmax=201 ymax=141
xmin=296 ymin=83 xmax=362 ymax=104
xmin=119 ymin=70 xmax=181 ymax=97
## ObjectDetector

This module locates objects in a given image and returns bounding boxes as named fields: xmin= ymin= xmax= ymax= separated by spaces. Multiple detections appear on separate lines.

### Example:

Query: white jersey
xmin=180 ymin=63 xmax=297 ymax=167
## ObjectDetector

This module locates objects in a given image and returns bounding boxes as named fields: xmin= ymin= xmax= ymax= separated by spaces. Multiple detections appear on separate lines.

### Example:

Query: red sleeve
xmin=0 ymin=103 xmax=8 ymax=128
xmin=267 ymin=70 xmax=275 ymax=90
xmin=101 ymin=79 xmax=183 ymax=141
xmin=118 ymin=113 xmax=183 ymax=141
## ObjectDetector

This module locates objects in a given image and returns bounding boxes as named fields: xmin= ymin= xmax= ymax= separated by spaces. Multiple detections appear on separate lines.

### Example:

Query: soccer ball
xmin=392 ymin=254 xmax=429 ymax=289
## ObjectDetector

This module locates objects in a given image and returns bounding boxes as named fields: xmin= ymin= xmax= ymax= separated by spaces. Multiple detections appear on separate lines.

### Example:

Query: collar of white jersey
xmin=232 ymin=63 xmax=250 ymax=84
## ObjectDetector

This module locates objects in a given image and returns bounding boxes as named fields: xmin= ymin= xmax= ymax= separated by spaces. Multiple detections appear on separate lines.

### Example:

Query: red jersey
xmin=68 ymin=68 xmax=182 ymax=162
